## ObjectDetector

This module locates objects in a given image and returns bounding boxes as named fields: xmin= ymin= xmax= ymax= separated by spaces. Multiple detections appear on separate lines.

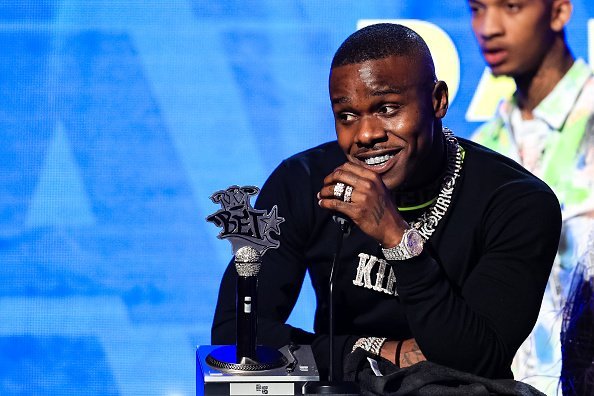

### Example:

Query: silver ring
xmin=343 ymin=185 xmax=353 ymax=203
xmin=333 ymin=182 xmax=345 ymax=198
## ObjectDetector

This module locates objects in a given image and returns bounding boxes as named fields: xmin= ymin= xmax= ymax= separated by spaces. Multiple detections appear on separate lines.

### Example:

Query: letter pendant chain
xmin=410 ymin=127 xmax=464 ymax=241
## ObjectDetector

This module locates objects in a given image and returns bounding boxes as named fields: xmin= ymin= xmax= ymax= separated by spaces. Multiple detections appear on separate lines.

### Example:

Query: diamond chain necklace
xmin=411 ymin=127 xmax=464 ymax=241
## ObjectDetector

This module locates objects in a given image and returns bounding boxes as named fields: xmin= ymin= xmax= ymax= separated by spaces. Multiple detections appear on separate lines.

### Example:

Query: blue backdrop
xmin=1 ymin=1 xmax=592 ymax=395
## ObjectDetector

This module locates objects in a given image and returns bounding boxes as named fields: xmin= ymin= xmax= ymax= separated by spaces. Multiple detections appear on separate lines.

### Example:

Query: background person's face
xmin=469 ymin=0 xmax=556 ymax=77
xmin=329 ymin=55 xmax=444 ymax=190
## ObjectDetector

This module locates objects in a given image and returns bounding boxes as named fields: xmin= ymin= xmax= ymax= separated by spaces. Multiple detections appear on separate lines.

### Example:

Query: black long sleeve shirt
xmin=212 ymin=138 xmax=561 ymax=380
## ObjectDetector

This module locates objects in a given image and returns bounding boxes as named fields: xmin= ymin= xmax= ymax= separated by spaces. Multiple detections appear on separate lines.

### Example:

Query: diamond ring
xmin=343 ymin=185 xmax=353 ymax=203
xmin=333 ymin=182 xmax=345 ymax=198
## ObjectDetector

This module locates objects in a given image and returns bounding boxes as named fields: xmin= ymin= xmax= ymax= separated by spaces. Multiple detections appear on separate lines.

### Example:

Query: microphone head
xmin=234 ymin=246 xmax=261 ymax=277
xmin=332 ymin=213 xmax=352 ymax=235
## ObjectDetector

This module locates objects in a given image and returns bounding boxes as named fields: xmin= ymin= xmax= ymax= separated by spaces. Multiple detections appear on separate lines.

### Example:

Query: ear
xmin=551 ymin=0 xmax=572 ymax=32
xmin=432 ymin=80 xmax=449 ymax=119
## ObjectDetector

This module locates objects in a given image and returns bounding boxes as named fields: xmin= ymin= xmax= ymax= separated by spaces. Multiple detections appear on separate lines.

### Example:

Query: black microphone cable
xmin=328 ymin=214 xmax=352 ymax=381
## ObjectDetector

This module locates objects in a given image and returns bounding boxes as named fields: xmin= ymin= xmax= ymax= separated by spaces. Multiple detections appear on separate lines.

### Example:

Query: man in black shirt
xmin=212 ymin=23 xmax=561 ymax=381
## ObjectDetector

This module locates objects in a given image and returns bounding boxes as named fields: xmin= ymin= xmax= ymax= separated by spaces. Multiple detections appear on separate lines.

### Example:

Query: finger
xmin=322 ymin=166 xmax=359 ymax=187
xmin=319 ymin=179 xmax=363 ymax=203
xmin=318 ymin=185 xmax=332 ymax=200
xmin=324 ymin=163 xmax=383 ymax=191
xmin=320 ymin=164 xmax=359 ymax=199
xmin=340 ymin=162 xmax=384 ymax=183
xmin=318 ymin=193 xmax=354 ymax=217
xmin=318 ymin=182 xmax=345 ymax=200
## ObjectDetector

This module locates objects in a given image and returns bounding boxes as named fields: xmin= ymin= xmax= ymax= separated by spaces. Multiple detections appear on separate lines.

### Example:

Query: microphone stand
xmin=303 ymin=218 xmax=359 ymax=395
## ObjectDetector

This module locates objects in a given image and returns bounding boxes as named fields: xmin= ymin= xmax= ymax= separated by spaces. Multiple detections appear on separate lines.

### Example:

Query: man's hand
xmin=318 ymin=162 xmax=408 ymax=247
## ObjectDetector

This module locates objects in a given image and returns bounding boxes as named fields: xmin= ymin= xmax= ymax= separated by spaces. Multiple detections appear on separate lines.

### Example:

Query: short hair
xmin=331 ymin=23 xmax=436 ymax=80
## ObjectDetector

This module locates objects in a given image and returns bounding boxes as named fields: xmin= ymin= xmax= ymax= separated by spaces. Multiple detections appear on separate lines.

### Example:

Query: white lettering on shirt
xmin=353 ymin=253 xmax=398 ymax=296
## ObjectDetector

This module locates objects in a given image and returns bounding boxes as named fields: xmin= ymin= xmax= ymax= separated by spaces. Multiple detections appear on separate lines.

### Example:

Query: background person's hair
xmin=560 ymin=250 xmax=594 ymax=395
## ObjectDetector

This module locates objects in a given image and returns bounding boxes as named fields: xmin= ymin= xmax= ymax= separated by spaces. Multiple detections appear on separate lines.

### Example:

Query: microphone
xmin=234 ymin=246 xmax=261 ymax=363
xmin=332 ymin=213 xmax=352 ymax=236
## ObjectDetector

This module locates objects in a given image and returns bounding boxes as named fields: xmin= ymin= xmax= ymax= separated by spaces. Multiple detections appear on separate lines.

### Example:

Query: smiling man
xmin=212 ymin=23 xmax=562 ymax=385
xmin=469 ymin=1 xmax=594 ymax=392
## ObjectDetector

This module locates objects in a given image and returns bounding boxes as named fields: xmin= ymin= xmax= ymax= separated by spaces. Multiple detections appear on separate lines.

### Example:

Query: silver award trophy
xmin=205 ymin=185 xmax=288 ymax=371
xmin=195 ymin=186 xmax=334 ymax=395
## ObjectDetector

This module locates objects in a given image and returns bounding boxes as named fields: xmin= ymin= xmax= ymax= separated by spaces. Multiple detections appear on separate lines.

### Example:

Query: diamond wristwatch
xmin=381 ymin=227 xmax=424 ymax=260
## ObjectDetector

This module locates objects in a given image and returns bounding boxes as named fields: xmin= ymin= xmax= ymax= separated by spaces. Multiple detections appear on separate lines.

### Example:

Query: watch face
xmin=406 ymin=229 xmax=424 ymax=256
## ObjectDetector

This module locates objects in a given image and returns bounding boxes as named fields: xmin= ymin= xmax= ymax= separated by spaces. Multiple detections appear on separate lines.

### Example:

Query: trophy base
xmin=206 ymin=345 xmax=288 ymax=372
xmin=197 ymin=345 xmax=320 ymax=396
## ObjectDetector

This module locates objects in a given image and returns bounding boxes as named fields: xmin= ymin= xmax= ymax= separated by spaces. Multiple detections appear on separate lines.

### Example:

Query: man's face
xmin=469 ymin=0 xmax=555 ymax=77
xmin=329 ymin=55 xmax=445 ymax=191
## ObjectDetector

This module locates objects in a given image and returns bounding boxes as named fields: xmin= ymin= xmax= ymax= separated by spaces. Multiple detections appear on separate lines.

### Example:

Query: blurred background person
xmin=470 ymin=0 xmax=594 ymax=393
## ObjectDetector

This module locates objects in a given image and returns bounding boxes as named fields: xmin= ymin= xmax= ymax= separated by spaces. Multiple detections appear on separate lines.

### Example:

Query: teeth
xmin=364 ymin=154 xmax=394 ymax=166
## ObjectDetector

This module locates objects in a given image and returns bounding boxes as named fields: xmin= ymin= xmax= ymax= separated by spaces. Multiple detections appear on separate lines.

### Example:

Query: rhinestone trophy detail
xmin=206 ymin=185 xmax=287 ymax=371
